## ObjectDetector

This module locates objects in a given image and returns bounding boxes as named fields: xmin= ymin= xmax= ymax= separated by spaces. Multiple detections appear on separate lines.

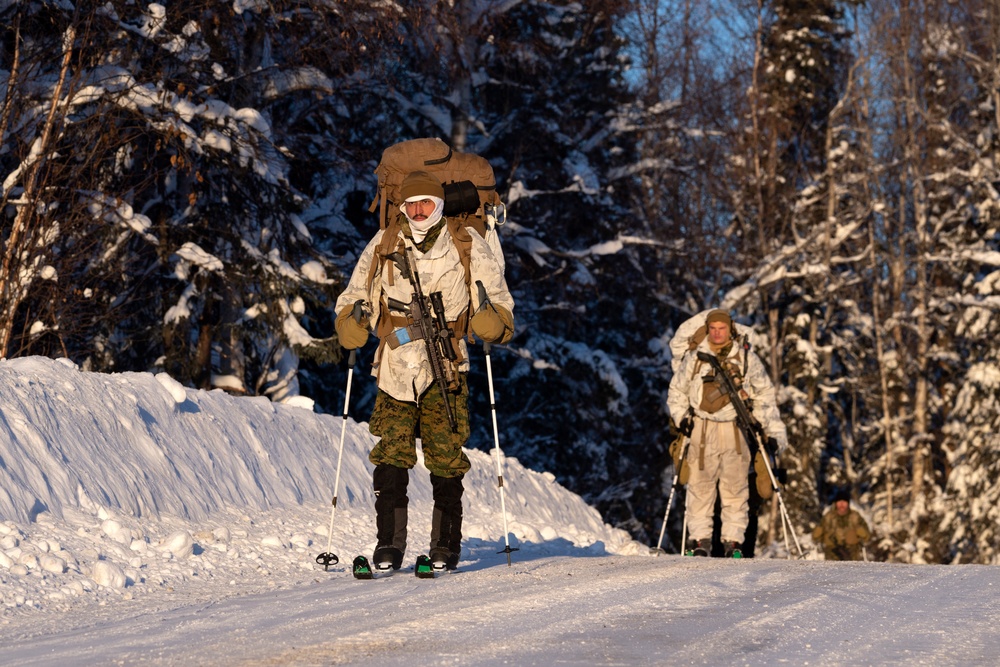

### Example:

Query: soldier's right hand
xmin=335 ymin=302 xmax=370 ymax=350
xmin=765 ymin=437 xmax=779 ymax=456
xmin=679 ymin=416 xmax=693 ymax=437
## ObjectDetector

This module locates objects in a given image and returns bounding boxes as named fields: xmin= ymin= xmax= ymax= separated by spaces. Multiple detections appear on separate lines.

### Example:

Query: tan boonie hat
xmin=400 ymin=170 xmax=444 ymax=202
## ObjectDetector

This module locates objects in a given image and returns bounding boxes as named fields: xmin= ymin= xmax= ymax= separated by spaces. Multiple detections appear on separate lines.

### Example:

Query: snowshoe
xmin=724 ymin=541 xmax=743 ymax=559
xmin=352 ymin=555 xmax=374 ymax=580
xmin=415 ymin=555 xmax=435 ymax=579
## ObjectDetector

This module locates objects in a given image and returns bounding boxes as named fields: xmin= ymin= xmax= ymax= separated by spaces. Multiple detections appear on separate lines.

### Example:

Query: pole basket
xmin=315 ymin=552 xmax=339 ymax=571
xmin=497 ymin=543 xmax=520 ymax=566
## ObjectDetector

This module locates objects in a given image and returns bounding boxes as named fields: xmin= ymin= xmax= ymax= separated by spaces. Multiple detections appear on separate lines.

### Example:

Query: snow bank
xmin=0 ymin=356 xmax=640 ymax=617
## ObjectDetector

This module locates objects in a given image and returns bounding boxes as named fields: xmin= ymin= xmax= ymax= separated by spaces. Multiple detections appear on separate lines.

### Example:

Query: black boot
xmin=688 ymin=538 xmax=711 ymax=557
xmin=429 ymin=473 xmax=464 ymax=570
xmin=373 ymin=464 xmax=409 ymax=570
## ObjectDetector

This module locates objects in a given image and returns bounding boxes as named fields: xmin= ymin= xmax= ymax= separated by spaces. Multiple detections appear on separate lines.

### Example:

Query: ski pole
xmin=477 ymin=281 xmax=518 ymax=566
xmin=755 ymin=445 xmax=804 ymax=557
xmin=316 ymin=300 xmax=363 ymax=571
xmin=652 ymin=436 xmax=689 ymax=554
xmin=652 ymin=472 xmax=678 ymax=554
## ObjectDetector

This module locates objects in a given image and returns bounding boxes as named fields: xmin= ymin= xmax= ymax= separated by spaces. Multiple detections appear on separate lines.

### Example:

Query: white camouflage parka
xmin=667 ymin=336 xmax=788 ymax=451
xmin=334 ymin=222 xmax=513 ymax=403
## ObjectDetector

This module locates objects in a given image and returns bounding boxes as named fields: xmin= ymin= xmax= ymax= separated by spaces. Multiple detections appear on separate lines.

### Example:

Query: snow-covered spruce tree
xmin=809 ymin=56 xmax=900 ymax=559
xmin=837 ymin=1 xmax=923 ymax=561
xmin=0 ymin=3 xmax=350 ymax=396
xmin=470 ymin=0 xmax=668 ymax=540
xmin=941 ymin=308 xmax=1000 ymax=564
xmin=916 ymin=0 xmax=1000 ymax=564
xmin=839 ymin=0 xmax=991 ymax=563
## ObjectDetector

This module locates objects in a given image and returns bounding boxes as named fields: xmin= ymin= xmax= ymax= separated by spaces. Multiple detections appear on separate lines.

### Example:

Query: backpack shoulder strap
xmin=448 ymin=215 xmax=488 ymax=342
xmin=367 ymin=221 xmax=406 ymax=346
xmin=688 ymin=325 xmax=707 ymax=351
xmin=447 ymin=216 xmax=475 ymax=287
xmin=366 ymin=217 xmax=404 ymax=297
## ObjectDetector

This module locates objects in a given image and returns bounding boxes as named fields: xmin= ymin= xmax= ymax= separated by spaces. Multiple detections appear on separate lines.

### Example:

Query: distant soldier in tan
xmin=812 ymin=489 xmax=871 ymax=561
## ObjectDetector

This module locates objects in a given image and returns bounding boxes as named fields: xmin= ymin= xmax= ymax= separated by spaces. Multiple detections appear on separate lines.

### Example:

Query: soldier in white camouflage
xmin=335 ymin=170 xmax=514 ymax=572
xmin=667 ymin=309 xmax=788 ymax=558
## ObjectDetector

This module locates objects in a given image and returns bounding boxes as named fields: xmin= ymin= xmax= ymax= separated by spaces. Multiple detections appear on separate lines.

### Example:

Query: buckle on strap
xmin=384 ymin=325 xmax=423 ymax=350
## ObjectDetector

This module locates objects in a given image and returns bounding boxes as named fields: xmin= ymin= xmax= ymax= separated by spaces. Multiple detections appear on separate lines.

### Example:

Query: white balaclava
xmin=403 ymin=195 xmax=445 ymax=243
xmin=400 ymin=170 xmax=446 ymax=243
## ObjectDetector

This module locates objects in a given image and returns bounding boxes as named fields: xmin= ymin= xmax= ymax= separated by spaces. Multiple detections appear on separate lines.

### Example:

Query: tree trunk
xmin=0 ymin=26 xmax=75 ymax=357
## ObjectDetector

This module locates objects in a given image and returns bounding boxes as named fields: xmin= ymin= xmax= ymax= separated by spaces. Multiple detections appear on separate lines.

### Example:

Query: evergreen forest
xmin=1 ymin=0 xmax=998 ymax=564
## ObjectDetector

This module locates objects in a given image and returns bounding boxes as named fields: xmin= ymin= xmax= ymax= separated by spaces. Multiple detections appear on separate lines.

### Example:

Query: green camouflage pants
xmin=823 ymin=544 xmax=864 ymax=561
xmin=368 ymin=374 xmax=471 ymax=478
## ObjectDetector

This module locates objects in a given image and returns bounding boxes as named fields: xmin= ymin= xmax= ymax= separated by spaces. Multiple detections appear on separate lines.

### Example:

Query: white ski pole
xmin=653 ymin=436 xmax=689 ymax=554
xmin=756 ymin=447 xmax=804 ymax=557
xmin=653 ymin=474 xmax=677 ymax=554
xmin=477 ymin=281 xmax=518 ymax=566
xmin=316 ymin=301 xmax=363 ymax=571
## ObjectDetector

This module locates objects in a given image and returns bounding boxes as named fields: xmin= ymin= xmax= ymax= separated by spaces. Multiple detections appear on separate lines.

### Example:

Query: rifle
xmin=695 ymin=352 xmax=773 ymax=461
xmin=386 ymin=244 xmax=460 ymax=433
xmin=695 ymin=351 xmax=803 ymax=557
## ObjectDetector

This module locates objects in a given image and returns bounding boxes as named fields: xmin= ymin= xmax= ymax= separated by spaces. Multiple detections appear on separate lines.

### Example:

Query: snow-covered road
xmin=4 ymin=553 xmax=998 ymax=666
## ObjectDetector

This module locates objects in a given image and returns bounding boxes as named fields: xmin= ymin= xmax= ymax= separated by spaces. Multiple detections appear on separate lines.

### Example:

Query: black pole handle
xmin=348 ymin=300 xmax=364 ymax=367
xmin=476 ymin=280 xmax=492 ymax=354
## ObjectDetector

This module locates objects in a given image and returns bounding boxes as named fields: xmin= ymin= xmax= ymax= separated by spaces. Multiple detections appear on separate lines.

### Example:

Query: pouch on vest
xmin=669 ymin=433 xmax=690 ymax=485
xmin=385 ymin=326 xmax=421 ymax=350
xmin=699 ymin=374 xmax=731 ymax=413
xmin=754 ymin=451 xmax=773 ymax=499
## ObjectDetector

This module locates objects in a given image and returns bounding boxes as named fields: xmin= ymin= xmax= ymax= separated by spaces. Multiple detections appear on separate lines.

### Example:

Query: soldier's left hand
xmin=471 ymin=304 xmax=513 ymax=343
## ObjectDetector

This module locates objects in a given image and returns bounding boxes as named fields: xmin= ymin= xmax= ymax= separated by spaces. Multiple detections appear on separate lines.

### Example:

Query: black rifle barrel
xmin=392 ymin=246 xmax=459 ymax=433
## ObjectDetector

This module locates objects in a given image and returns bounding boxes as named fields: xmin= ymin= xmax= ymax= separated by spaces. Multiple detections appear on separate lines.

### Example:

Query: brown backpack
xmin=365 ymin=138 xmax=506 ymax=339
xmin=367 ymin=137 xmax=501 ymax=229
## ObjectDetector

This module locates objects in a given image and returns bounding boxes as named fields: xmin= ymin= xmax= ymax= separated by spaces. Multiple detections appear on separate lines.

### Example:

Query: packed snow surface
xmin=0 ymin=356 xmax=997 ymax=665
